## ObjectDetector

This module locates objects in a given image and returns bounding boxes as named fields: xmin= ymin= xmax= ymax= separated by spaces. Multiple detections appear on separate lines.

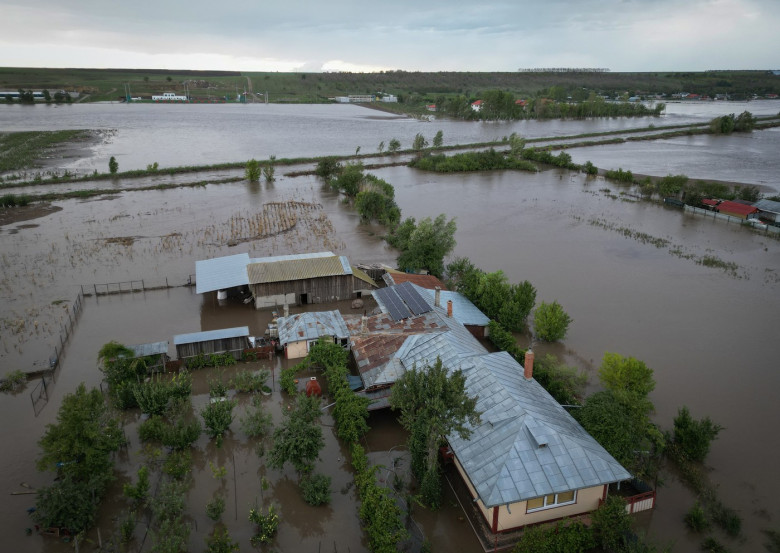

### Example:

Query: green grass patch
xmin=0 ymin=130 xmax=89 ymax=172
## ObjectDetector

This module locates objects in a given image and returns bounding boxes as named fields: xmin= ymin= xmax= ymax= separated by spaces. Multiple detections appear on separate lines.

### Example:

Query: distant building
xmin=471 ymin=100 xmax=483 ymax=112
xmin=716 ymin=200 xmax=759 ymax=220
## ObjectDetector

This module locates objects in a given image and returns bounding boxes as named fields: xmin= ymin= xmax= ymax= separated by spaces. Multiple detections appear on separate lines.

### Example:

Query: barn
xmin=173 ymin=326 xmax=250 ymax=363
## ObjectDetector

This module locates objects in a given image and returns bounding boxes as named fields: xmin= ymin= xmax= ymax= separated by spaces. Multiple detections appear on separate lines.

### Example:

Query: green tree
xmin=412 ymin=133 xmax=428 ymax=151
xmin=388 ymin=138 xmax=401 ymax=153
xmin=245 ymin=158 xmax=260 ymax=182
xmin=42 ymin=89 xmax=51 ymax=103
xmin=672 ymin=406 xmax=722 ymax=462
xmin=378 ymin=140 xmax=385 ymax=153
xmin=201 ymin=398 xmax=237 ymax=447
xmin=389 ymin=358 xmax=480 ymax=507
xmin=35 ymin=384 xmax=123 ymax=532
xmin=330 ymin=161 xmax=364 ymax=197
xmin=575 ymin=391 xmax=640 ymax=468
xmin=432 ymin=130 xmax=443 ymax=148
xmin=599 ymin=352 xmax=655 ymax=402
xmin=590 ymin=495 xmax=632 ymax=552
xmin=268 ymin=394 xmax=324 ymax=475
xmin=393 ymin=214 xmax=457 ymax=278
xmin=533 ymin=300 xmax=572 ymax=341
xmin=263 ymin=155 xmax=276 ymax=183
xmin=509 ymin=132 xmax=526 ymax=157
xmin=734 ymin=110 xmax=756 ymax=132
xmin=109 ymin=156 xmax=119 ymax=174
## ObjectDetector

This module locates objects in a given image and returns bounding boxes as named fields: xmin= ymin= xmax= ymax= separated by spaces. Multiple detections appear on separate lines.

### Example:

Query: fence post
xmin=166 ymin=277 xmax=169 ymax=288
xmin=142 ymin=280 xmax=145 ymax=291
xmin=94 ymin=284 xmax=97 ymax=295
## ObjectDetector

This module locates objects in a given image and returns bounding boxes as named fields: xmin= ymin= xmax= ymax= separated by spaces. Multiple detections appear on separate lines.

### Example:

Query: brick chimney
xmin=434 ymin=286 xmax=441 ymax=307
xmin=447 ymin=299 xmax=453 ymax=318
xmin=524 ymin=349 xmax=534 ymax=380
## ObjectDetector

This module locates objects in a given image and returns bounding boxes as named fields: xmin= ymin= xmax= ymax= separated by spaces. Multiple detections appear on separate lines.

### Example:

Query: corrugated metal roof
xmin=351 ymin=265 xmax=378 ymax=287
xmin=755 ymin=198 xmax=780 ymax=214
xmin=717 ymin=200 xmax=758 ymax=216
xmin=173 ymin=326 xmax=250 ymax=346
xmin=383 ymin=272 xmax=447 ymax=290
xmin=129 ymin=341 xmax=169 ymax=357
xmin=249 ymin=251 xmax=335 ymax=264
xmin=195 ymin=253 xmax=251 ymax=294
xmin=247 ymin=255 xmax=351 ymax=284
xmin=277 ymin=310 xmax=349 ymax=344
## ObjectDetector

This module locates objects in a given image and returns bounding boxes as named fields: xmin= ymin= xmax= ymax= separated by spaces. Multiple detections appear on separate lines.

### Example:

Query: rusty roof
xmin=247 ymin=255 xmax=351 ymax=284
xmin=383 ymin=271 xmax=447 ymax=290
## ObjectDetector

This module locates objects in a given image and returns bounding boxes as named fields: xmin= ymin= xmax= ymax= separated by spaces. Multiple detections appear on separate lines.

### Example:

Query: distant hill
xmin=0 ymin=67 xmax=777 ymax=103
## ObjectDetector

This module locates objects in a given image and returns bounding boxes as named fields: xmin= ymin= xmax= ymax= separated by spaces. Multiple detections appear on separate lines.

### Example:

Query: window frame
xmin=525 ymin=490 xmax=578 ymax=513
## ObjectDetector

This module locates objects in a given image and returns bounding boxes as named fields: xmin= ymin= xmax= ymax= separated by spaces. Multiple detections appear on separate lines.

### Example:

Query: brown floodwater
xmin=1 ymin=160 xmax=778 ymax=551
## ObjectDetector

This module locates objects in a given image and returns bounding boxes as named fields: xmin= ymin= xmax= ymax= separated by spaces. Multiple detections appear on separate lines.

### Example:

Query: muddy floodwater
xmin=1 ymin=103 xmax=779 ymax=551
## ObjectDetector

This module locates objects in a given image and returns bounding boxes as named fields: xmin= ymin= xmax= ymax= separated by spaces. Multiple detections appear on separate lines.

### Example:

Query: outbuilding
xmin=173 ymin=326 xmax=250 ymax=363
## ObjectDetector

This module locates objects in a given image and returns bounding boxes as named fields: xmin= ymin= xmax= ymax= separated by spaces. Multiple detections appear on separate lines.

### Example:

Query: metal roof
xmin=383 ymin=271 xmax=447 ymax=290
xmin=448 ymin=351 xmax=632 ymax=507
xmin=173 ymin=326 xmax=250 ymax=346
xmin=129 ymin=341 xmax=169 ymax=357
xmin=247 ymin=255 xmax=352 ymax=285
xmin=755 ymin=198 xmax=780 ymax=214
xmin=350 ymin=282 xmax=631 ymax=505
xmin=195 ymin=253 xmax=251 ymax=294
xmin=413 ymin=285 xmax=490 ymax=327
xmin=249 ymin=251 xmax=335 ymax=264
xmin=277 ymin=310 xmax=349 ymax=345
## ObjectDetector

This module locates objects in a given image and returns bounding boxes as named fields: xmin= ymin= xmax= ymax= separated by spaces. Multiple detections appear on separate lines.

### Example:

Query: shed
xmin=246 ymin=252 xmax=376 ymax=309
xmin=276 ymin=310 xmax=350 ymax=359
xmin=717 ymin=200 xmax=759 ymax=220
xmin=173 ymin=326 xmax=250 ymax=363
xmin=754 ymin=198 xmax=780 ymax=223
xmin=128 ymin=341 xmax=170 ymax=373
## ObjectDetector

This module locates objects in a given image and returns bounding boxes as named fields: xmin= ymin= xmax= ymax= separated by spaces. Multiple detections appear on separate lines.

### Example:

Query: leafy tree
xmin=533 ymin=300 xmax=572 ymax=341
xmin=388 ymin=138 xmax=401 ymax=153
xmin=268 ymin=394 xmax=324 ymax=475
xmin=412 ymin=133 xmax=428 ymax=151
xmin=734 ymin=110 xmax=756 ymax=132
xmin=432 ymin=130 xmax=443 ymax=148
xmin=599 ymin=352 xmax=655 ymax=403
xmin=672 ymin=406 xmax=723 ymax=462
xmin=42 ymin=89 xmax=51 ymax=102
xmin=330 ymin=161 xmax=364 ymax=197
xmin=249 ymin=505 xmax=279 ymax=546
xmin=392 ymin=214 xmax=457 ymax=278
xmin=315 ymin=157 xmax=341 ymax=179
xmin=109 ymin=156 xmax=119 ymax=174
xmin=240 ymin=394 xmax=273 ymax=438
xmin=390 ymin=358 xmax=480 ymax=507
xmin=34 ymin=384 xmax=123 ymax=532
xmin=533 ymin=354 xmax=587 ymax=405
xmin=509 ymin=132 xmax=526 ymax=156
xmin=378 ymin=140 xmax=385 ymax=153
xmin=263 ymin=155 xmax=276 ymax=183
xmin=575 ymin=391 xmax=640 ymax=468
xmin=513 ymin=519 xmax=594 ymax=553
xmin=201 ymin=398 xmax=237 ymax=447
xmin=205 ymin=527 xmax=239 ymax=553
xmin=590 ymin=495 xmax=631 ymax=552
xmin=123 ymin=465 xmax=150 ymax=506
xmin=245 ymin=158 xmax=260 ymax=182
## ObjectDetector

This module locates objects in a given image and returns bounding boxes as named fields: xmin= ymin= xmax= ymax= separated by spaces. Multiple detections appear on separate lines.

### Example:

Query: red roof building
xmin=717 ymin=200 xmax=759 ymax=219
xmin=383 ymin=271 xmax=447 ymax=290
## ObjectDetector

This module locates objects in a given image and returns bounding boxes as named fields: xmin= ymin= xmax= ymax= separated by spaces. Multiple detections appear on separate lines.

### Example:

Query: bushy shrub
xmin=206 ymin=495 xmax=225 ymax=521
xmin=533 ymin=300 xmax=572 ymax=342
xmin=684 ymin=501 xmax=709 ymax=532
xmin=231 ymin=369 xmax=269 ymax=393
xmin=673 ymin=406 xmax=722 ymax=462
xmin=301 ymin=473 xmax=332 ymax=506
xmin=249 ymin=505 xmax=279 ymax=546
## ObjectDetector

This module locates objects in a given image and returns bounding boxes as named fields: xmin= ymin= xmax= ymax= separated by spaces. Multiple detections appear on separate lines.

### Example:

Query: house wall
xmin=495 ymin=485 xmax=605 ymax=531
xmin=250 ymin=275 xmax=364 ymax=309
xmin=285 ymin=340 xmax=309 ymax=360
xmin=453 ymin=456 xmax=606 ymax=533
xmin=176 ymin=336 xmax=249 ymax=362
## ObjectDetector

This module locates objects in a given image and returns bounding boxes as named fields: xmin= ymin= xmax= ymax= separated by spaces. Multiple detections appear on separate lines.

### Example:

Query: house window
xmin=526 ymin=491 xmax=577 ymax=512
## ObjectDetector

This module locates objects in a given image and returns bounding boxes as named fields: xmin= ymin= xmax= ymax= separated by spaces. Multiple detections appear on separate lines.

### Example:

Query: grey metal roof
xmin=359 ymin=282 xmax=631 ymax=505
xmin=277 ymin=310 xmax=349 ymax=345
xmin=755 ymin=198 xmax=780 ymax=214
xmin=413 ymin=285 xmax=490 ymax=327
xmin=447 ymin=351 xmax=632 ymax=508
xmin=249 ymin=251 xmax=335 ymax=264
xmin=173 ymin=326 xmax=250 ymax=346
xmin=129 ymin=341 xmax=169 ymax=357
xmin=195 ymin=253 xmax=251 ymax=294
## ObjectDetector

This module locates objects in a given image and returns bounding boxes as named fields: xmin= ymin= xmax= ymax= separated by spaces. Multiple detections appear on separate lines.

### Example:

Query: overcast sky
xmin=2 ymin=0 xmax=778 ymax=72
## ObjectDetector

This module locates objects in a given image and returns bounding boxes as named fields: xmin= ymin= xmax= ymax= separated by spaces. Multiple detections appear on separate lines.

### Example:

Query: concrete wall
xmin=285 ymin=340 xmax=309 ymax=360
xmin=255 ymin=293 xmax=296 ymax=309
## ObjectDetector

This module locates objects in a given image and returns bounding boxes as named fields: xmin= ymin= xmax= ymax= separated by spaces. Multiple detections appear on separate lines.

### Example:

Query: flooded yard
xmin=1 ymin=102 xmax=779 ymax=551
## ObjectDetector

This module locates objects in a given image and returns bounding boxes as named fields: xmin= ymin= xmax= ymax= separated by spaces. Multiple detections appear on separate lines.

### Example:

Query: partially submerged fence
xmin=28 ymin=289 xmax=84 ymax=415
xmin=81 ymin=275 xmax=196 ymax=297
xmin=685 ymin=205 xmax=780 ymax=234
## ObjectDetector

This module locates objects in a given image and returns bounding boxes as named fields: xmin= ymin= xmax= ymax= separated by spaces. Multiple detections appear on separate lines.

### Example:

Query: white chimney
xmin=434 ymin=286 xmax=441 ymax=307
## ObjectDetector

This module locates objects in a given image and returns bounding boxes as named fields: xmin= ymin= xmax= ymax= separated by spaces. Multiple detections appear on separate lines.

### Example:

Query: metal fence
xmin=685 ymin=205 xmax=780 ymax=234
xmin=81 ymin=275 xmax=196 ymax=297
xmin=28 ymin=289 xmax=84 ymax=415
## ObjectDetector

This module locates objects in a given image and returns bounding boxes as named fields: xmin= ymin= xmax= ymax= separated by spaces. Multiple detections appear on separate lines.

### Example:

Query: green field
xmin=1 ymin=67 xmax=778 ymax=104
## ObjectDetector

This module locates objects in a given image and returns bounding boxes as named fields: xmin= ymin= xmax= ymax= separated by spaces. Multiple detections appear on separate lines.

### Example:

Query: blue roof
xmin=173 ymin=326 xmax=250 ymax=346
